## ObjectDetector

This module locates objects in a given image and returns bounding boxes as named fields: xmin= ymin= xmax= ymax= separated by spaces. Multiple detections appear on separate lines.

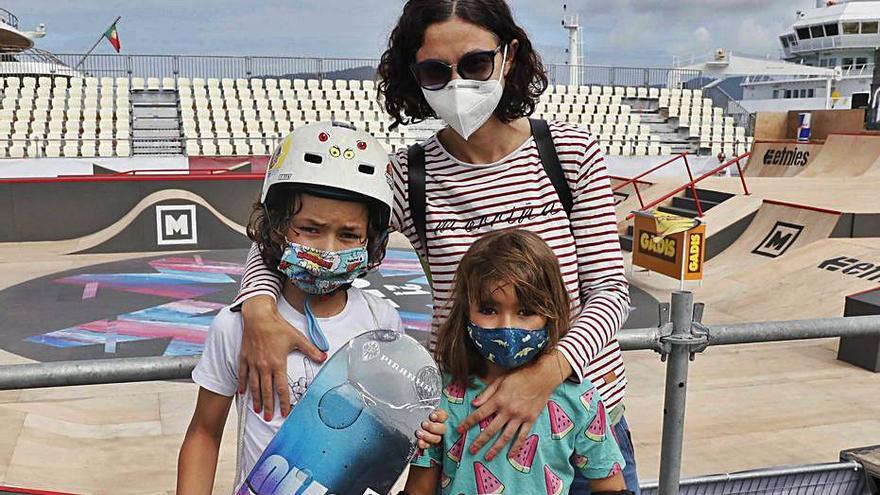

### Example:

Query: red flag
xmin=103 ymin=21 xmax=121 ymax=53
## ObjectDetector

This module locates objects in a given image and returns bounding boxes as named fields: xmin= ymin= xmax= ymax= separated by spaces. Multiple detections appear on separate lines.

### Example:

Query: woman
xmin=234 ymin=1 xmax=639 ymax=492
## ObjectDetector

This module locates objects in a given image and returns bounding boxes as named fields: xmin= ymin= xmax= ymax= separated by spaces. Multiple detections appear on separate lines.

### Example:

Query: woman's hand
xmin=415 ymin=408 xmax=449 ymax=450
xmin=240 ymin=295 xmax=326 ymax=420
xmin=457 ymin=350 xmax=573 ymax=461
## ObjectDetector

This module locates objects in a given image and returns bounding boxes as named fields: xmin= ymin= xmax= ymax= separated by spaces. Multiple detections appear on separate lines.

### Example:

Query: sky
xmin=9 ymin=0 xmax=819 ymax=68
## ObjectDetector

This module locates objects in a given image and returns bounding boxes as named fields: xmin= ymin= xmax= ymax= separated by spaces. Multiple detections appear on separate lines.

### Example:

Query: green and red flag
xmin=103 ymin=20 xmax=121 ymax=53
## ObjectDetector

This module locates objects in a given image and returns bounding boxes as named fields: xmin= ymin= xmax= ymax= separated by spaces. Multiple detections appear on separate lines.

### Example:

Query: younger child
xmin=177 ymin=122 xmax=445 ymax=494
xmin=403 ymin=229 xmax=630 ymax=495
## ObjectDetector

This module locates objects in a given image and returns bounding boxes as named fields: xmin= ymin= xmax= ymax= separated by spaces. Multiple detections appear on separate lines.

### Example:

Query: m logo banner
xmin=753 ymin=221 xmax=803 ymax=258
xmin=156 ymin=205 xmax=198 ymax=245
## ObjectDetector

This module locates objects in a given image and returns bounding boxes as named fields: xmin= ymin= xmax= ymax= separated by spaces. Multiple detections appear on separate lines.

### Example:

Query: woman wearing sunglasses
xmin=234 ymin=1 xmax=638 ymax=493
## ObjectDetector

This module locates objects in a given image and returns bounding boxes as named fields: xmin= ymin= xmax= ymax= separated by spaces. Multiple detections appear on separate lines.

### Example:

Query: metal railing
xmin=6 ymin=49 xmax=703 ymax=90
xmin=0 ymin=8 xmax=18 ymax=29
xmin=0 ymin=291 xmax=878 ymax=495
xmin=624 ymin=151 xmax=751 ymax=220
xmin=703 ymin=85 xmax=756 ymax=136
xmin=613 ymin=153 xmax=693 ymax=212
xmin=3 ymin=135 xmax=747 ymax=159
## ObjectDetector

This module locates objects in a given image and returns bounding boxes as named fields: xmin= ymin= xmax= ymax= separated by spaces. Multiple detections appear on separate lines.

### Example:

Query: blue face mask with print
xmin=277 ymin=240 xmax=370 ymax=352
xmin=278 ymin=240 xmax=369 ymax=295
xmin=467 ymin=322 xmax=549 ymax=370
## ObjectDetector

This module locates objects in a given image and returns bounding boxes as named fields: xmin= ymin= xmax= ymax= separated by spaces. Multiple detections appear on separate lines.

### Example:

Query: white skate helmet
xmin=261 ymin=122 xmax=393 ymax=225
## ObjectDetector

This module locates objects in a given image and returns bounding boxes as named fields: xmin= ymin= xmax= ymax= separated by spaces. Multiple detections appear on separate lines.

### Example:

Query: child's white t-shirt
xmin=191 ymin=288 xmax=404 ymax=484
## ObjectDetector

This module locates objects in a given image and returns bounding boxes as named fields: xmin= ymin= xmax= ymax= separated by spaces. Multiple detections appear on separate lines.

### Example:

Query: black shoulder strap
xmin=529 ymin=118 xmax=573 ymax=216
xmin=407 ymin=143 xmax=428 ymax=261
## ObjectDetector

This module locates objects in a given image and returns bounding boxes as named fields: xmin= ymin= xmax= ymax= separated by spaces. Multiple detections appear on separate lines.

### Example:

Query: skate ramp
xmin=799 ymin=133 xmax=880 ymax=177
xmin=707 ymin=200 xmax=842 ymax=278
xmin=745 ymin=140 xmax=823 ymax=177
xmin=862 ymin=154 xmax=880 ymax=177
xmin=714 ymin=237 xmax=880 ymax=321
xmin=0 ymin=189 xmax=248 ymax=257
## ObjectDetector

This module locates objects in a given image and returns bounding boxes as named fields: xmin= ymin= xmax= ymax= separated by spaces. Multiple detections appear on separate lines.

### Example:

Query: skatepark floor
xmin=0 ymin=237 xmax=878 ymax=493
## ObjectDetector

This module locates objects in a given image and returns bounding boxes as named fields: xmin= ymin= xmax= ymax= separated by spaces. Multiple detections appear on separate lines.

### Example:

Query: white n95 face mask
xmin=422 ymin=45 xmax=508 ymax=141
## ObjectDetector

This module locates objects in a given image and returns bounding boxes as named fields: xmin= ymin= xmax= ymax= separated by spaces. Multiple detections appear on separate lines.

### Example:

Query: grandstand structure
xmin=0 ymin=50 xmax=753 ymax=160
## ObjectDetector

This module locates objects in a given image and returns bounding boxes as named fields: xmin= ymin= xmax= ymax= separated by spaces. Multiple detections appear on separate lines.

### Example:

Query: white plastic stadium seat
xmin=130 ymin=78 xmax=145 ymax=90
xmin=185 ymin=140 xmax=200 ymax=156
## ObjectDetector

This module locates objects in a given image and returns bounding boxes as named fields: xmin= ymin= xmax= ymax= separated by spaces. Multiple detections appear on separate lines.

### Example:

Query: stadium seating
xmin=0 ymin=75 xmax=751 ymax=158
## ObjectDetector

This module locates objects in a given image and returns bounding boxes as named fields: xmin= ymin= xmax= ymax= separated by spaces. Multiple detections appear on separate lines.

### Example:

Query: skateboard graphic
xmin=237 ymin=329 xmax=442 ymax=495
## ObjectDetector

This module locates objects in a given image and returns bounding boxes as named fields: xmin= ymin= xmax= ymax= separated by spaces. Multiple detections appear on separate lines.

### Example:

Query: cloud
xmin=14 ymin=0 xmax=802 ymax=68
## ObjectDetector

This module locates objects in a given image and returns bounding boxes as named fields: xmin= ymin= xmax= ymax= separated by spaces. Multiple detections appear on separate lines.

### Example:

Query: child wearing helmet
xmin=176 ymin=122 xmax=446 ymax=493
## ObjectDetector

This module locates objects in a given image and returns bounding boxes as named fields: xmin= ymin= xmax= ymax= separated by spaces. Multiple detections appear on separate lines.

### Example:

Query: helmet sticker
xmin=268 ymin=135 xmax=293 ymax=171
xmin=357 ymin=140 xmax=367 ymax=151
xmin=343 ymin=149 xmax=355 ymax=160
xmin=318 ymin=131 xmax=330 ymax=142
xmin=329 ymin=145 xmax=341 ymax=158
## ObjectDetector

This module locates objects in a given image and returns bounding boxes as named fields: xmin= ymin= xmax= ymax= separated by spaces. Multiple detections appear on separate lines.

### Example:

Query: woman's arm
xmin=236 ymin=244 xmax=326 ymax=420
xmin=555 ymin=137 xmax=630 ymax=381
xmin=403 ymin=465 xmax=440 ymax=495
xmin=176 ymin=387 xmax=234 ymax=495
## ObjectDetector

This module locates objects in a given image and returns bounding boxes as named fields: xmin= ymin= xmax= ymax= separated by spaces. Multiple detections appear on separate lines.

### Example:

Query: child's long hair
xmin=435 ymin=229 xmax=572 ymax=386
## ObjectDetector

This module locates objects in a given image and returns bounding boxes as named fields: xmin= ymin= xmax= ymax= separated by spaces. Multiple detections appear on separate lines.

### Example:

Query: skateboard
xmin=237 ymin=329 xmax=441 ymax=495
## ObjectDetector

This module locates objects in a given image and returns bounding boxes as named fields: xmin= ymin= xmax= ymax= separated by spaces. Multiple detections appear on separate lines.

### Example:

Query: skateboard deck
xmin=238 ymin=329 xmax=441 ymax=495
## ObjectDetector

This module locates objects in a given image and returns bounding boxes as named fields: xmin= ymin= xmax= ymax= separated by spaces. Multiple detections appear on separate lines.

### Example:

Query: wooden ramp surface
xmin=706 ymin=200 xmax=842 ymax=278
xmin=800 ymin=134 xmax=880 ymax=178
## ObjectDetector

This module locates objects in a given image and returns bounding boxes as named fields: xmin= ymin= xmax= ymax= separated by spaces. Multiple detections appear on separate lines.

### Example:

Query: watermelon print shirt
xmin=411 ymin=374 xmax=625 ymax=495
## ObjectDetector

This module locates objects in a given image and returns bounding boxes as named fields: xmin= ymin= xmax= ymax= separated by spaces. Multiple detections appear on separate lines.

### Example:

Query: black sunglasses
xmin=410 ymin=45 xmax=505 ymax=91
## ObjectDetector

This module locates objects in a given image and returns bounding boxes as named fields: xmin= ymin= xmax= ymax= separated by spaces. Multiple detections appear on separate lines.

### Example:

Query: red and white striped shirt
xmin=234 ymin=121 xmax=630 ymax=410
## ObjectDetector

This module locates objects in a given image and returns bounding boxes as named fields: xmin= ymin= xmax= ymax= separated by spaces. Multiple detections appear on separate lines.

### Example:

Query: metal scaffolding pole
xmin=0 ymin=355 xmax=199 ymax=391
xmin=657 ymin=292 xmax=696 ymax=495
xmin=708 ymin=316 xmax=880 ymax=345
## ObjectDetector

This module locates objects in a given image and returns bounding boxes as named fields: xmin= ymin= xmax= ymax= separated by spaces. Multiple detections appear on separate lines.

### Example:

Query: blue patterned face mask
xmin=277 ymin=240 xmax=369 ymax=296
xmin=467 ymin=322 xmax=549 ymax=370
xmin=277 ymin=241 xmax=370 ymax=352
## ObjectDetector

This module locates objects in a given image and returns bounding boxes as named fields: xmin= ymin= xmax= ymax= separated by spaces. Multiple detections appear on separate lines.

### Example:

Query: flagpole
xmin=75 ymin=16 xmax=121 ymax=70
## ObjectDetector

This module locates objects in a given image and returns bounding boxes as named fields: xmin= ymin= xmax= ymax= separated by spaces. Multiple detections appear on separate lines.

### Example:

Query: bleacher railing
xmin=11 ymin=49 xmax=703 ymax=90
xmin=0 ymin=292 xmax=877 ymax=494
xmin=4 ymin=136 xmax=753 ymax=159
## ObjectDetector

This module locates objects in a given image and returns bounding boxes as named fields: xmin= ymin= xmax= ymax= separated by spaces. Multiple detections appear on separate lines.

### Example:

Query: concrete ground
xmin=0 ymin=239 xmax=877 ymax=494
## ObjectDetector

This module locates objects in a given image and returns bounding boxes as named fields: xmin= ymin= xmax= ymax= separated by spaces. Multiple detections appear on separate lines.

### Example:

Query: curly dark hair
xmin=377 ymin=0 xmax=548 ymax=130
xmin=247 ymin=185 xmax=389 ymax=276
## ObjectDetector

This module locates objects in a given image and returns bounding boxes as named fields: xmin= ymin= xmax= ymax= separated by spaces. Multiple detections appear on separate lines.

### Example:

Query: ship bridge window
xmin=824 ymin=23 xmax=839 ymax=36
xmin=861 ymin=21 xmax=878 ymax=34
xmin=810 ymin=25 xmax=825 ymax=38
xmin=781 ymin=36 xmax=790 ymax=48
xmin=856 ymin=57 xmax=869 ymax=69
xmin=796 ymin=27 xmax=811 ymax=39
xmin=842 ymin=22 xmax=860 ymax=34
xmin=843 ymin=57 xmax=854 ymax=68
